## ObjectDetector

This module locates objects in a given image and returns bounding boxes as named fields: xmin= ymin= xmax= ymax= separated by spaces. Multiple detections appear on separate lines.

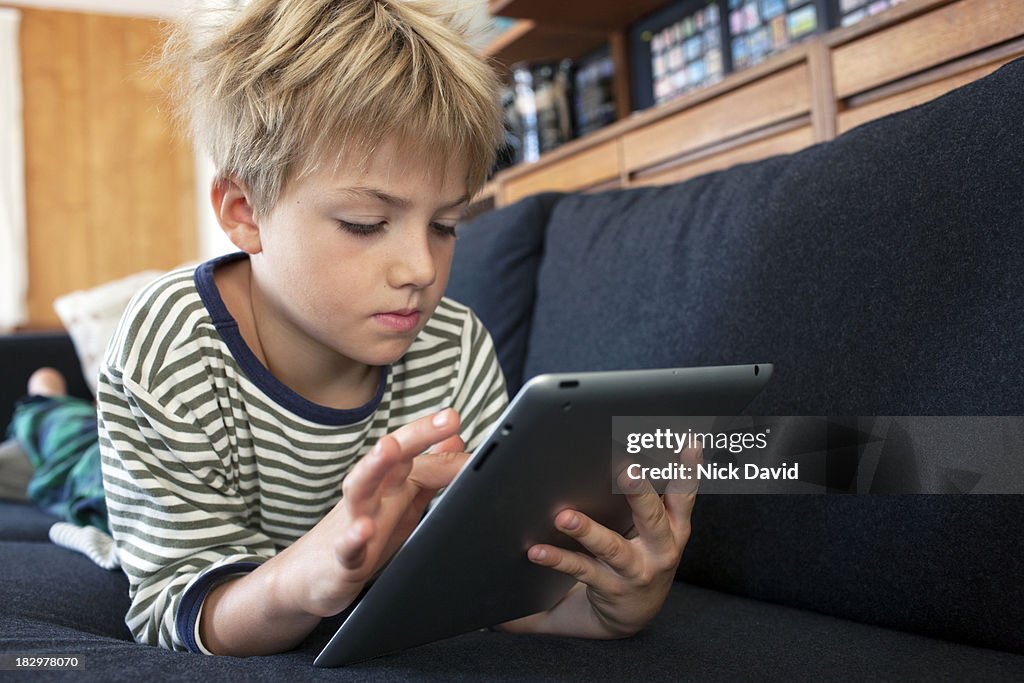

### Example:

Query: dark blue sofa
xmin=2 ymin=57 xmax=1022 ymax=681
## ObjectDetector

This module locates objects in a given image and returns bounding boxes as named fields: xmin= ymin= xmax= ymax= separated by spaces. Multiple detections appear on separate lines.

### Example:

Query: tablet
xmin=315 ymin=363 xmax=773 ymax=667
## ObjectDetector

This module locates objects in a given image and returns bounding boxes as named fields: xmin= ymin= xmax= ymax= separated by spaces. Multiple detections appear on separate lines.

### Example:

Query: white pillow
xmin=53 ymin=270 xmax=164 ymax=396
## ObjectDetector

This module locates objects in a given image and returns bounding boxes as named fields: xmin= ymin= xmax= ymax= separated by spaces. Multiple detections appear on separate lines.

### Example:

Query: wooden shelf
xmin=482 ymin=19 xmax=606 ymax=69
xmin=489 ymin=0 xmax=669 ymax=30
xmin=482 ymin=0 xmax=1024 ymax=211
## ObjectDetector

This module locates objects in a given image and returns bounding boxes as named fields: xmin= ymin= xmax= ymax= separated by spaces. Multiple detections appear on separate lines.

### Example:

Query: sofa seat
xmin=3 ymin=501 xmax=1021 ymax=682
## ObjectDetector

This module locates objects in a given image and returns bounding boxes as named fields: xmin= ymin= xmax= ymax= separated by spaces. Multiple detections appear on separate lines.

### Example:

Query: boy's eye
xmin=431 ymin=222 xmax=458 ymax=238
xmin=336 ymin=220 xmax=457 ymax=238
xmin=337 ymin=220 xmax=385 ymax=236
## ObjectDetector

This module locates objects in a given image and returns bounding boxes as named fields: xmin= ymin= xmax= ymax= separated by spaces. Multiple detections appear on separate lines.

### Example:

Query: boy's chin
xmin=355 ymin=339 xmax=419 ymax=367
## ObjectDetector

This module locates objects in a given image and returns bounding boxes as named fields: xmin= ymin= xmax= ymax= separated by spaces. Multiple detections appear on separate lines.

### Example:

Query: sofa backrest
xmin=524 ymin=63 xmax=1024 ymax=417
xmin=447 ymin=192 xmax=561 ymax=395
xmin=449 ymin=57 xmax=1024 ymax=653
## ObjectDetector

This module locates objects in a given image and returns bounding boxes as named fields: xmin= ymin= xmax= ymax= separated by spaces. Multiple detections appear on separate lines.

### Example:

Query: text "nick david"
xmin=626 ymin=462 xmax=800 ymax=481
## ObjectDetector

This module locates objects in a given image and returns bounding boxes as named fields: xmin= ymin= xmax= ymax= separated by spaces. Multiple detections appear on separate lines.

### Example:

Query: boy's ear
xmin=211 ymin=177 xmax=262 ymax=254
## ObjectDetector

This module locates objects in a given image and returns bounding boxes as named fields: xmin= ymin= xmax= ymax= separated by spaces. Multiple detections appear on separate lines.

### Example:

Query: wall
xmin=17 ymin=7 xmax=197 ymax=328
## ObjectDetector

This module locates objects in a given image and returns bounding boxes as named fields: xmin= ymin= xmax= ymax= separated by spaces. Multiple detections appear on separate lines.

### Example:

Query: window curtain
xmin=0 ymin=9 xmax=26 ymax=332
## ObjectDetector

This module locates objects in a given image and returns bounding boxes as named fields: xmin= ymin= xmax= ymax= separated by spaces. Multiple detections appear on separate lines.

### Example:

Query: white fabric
xmin=53 ymin=270 xmax=163 ymax=395
xmin=48 ymin=522 xmax=120 ymax=570
xmin=0 ymin=9 xmax=27 ymax=332
xmin=193 ymin=603 xmax=214 ymax=655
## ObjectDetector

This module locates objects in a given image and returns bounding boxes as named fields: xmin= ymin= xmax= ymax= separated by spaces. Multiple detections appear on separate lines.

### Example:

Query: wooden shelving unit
xmin=479 ymin=0 xmax=1024 ymax=211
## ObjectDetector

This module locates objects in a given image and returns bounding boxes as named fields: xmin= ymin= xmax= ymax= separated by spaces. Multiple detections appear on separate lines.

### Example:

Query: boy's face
xmin=249 ymin=136 xmax=470 ymax=369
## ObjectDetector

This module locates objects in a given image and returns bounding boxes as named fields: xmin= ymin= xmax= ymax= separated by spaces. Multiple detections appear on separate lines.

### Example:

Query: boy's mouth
xmin=373 ymin=309 xmax=421 ymax=333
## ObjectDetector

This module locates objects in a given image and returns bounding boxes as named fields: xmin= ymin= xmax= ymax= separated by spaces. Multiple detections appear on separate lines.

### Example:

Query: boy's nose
xmin=387 ymin=232 xmax=437 ymax=289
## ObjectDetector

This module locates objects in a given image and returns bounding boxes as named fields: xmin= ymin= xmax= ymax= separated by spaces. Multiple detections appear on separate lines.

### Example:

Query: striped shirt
xmin=96 ymin=252 xmax=508 ymax=652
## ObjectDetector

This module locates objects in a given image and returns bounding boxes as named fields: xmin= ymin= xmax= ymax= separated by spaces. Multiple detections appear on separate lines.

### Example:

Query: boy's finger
xmin=616 ymin=468 xmax=674 ymax=546
xmin=389 ymin=409 xmax=462 ymax=459
xmin=345 ymin=411 xmax=462 ymax=505
xmin=618 ymin=473 xmax=675 ymax=549
xmin=552 ymin=509 xmax=636 ymax=576
xmin=526 ymin=543 xmax=607 ymax=587
xmin=341 ymin=436 xmax=408 ymax=509
xmin=528 ymin=544 xmax=614 ymax=593
xmin=664 ymin=445 xmax=701 ymax=538
xmin=408 ymin=450 xmax=470 ymax=491
xmin=663 ymin=488 xmax=698 ymax=542
xmin=428 ymin=433 xmax=465 ymax=454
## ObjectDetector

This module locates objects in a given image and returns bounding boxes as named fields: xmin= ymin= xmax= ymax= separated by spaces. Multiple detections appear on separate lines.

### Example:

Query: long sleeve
xmin=97 ymin=364 xmax=275 ymax=652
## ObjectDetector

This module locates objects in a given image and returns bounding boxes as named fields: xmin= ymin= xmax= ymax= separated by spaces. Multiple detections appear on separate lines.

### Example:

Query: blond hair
xmin=162 ymin=0 xmax=502 ymax=218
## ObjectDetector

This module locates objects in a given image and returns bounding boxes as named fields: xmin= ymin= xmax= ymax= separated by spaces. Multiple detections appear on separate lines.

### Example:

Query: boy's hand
xmin=275 ymin=408 xmax=468 ymax=619
xmin=501 ymin=445 xmax=701 ymax=638
xmin=199 ymin=409 xmax=468 ymax=655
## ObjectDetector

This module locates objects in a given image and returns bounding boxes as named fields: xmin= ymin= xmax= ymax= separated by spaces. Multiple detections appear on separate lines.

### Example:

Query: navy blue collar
xmin=193 ymin=252 xmax=387 ymax=426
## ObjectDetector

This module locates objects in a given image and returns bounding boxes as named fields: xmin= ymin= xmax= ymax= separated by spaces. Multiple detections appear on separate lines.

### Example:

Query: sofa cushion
xmin=0 ymin=500 xmax=58 ymax=541
xmin=2 ymin=570 xmax=1021 ymax=681
xmin=684 ymin=494 xmax=1024 ymax=655
xmin=53 ymin=270 xmax=164 ymax=396
xmin=447 ymin=192 xmax=562 ymax=395
xmin=520 ymin=57 xmax=1024 ymax=653
xmin=0 ymin=541 xmax=131 ymax=641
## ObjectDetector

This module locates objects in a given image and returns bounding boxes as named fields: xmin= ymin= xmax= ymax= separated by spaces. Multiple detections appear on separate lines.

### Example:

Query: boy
xmin=97 ymin=0 xmax=696 ymax=656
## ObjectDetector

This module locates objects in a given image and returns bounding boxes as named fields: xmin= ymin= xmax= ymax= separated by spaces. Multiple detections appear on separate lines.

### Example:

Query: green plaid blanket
xmin=8 ymin=395 xmax=108 ymax=533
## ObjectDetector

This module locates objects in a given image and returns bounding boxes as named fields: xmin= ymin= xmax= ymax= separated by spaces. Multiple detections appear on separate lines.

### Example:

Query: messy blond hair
xmin=162 ymin=0 xmax=502 ymax=218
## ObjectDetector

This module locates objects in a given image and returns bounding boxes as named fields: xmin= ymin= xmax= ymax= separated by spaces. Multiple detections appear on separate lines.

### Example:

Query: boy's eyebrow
xmin=331 ymin=186 xmax=469 ymax=210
